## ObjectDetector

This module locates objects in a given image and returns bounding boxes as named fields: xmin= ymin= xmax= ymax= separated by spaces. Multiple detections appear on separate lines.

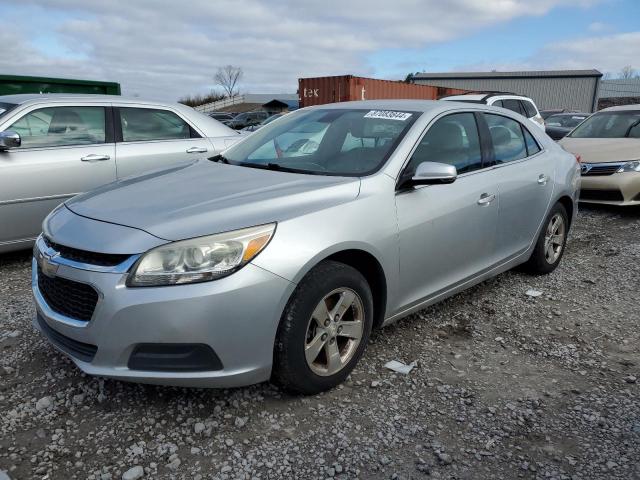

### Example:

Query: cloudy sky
xmin=0 ymin=0 xmax=638 ymax=101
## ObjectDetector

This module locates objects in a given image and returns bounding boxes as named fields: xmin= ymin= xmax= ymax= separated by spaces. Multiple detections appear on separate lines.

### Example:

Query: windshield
xmin=222 ymin=108 xmax=419 ymax=176
xmin=0 ymin=102 xmax=17 ymax=120
xmin=261 ymin=114 xmax=282 ymax=126
xmin=546 ymin=114 xmax=588 ymax=128
xmin=569 ymin=110 xmax=640 ymax=138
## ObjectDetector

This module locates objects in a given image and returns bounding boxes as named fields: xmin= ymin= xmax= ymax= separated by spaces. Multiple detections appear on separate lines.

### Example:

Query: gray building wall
xmin=599 ymin=79 xmax=640 ymax=98
xmin=411 ymin=72 xmax=601 ymax=112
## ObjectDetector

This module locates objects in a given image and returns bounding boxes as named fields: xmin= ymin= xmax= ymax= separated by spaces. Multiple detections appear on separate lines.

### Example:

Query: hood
xmin=66 ymin=159 xmax=361 ymax=241
xmin=559 ymin=137 xmax=640 ymax=163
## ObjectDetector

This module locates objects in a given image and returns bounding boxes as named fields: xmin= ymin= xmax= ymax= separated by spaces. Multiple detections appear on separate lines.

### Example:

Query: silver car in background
xmin=0 ymin=94 xmax=242 ymax=252
xmin=32 ymin=100 xmax=580 ymax=394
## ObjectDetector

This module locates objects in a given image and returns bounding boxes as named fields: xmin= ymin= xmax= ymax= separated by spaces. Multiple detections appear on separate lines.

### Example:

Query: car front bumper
xmin=31 ymin=243 xmax=296 ymax=388
xmin=579 ymin=172 xmax=640 ymax=206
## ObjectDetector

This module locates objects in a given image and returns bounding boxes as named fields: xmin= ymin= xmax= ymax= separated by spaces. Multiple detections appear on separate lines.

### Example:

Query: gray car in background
xmin=32 ymin=100 xmax=580 ymax=394
xmin=0 ymin=94 xmax=242 ymax=252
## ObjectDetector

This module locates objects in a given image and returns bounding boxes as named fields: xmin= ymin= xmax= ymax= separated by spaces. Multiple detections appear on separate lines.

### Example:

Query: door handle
xmin=477 ymin=193 xmax=496 ymax=206
xmin=81 ymin=154 xmax=110 ymax=162
xmin=186 ymin=146 xmax=208 ymax=154
xmin=537 ymin=174 xmax=549 ymax=185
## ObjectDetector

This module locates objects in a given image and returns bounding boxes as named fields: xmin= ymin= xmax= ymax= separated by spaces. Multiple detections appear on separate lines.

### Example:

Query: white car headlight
xmin=127 ymin=223 xmax=276 ymax=287
xmin=617 ymin=161 xmax=640 ymax=173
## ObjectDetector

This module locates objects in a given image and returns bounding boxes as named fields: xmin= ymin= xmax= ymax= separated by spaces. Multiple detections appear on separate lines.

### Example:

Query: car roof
xmin=548 ymin=112 xmax=589 ymax=117
xmin=0 ymin=93 xmax=189 ymax=109
xmin=305 ymin=99 xmax=469 ymax=113
xmin=301 ymin=99 xmax=539 ymax=123
xmin=443 ymin=92 xmax=531 ymax=102
xmin=599 ymin=104 xmax=640 ymax=112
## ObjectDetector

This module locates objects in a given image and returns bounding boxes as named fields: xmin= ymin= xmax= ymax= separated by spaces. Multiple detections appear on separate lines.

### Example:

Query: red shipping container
xmin=298 ymin=75 xmax=468 ymax=107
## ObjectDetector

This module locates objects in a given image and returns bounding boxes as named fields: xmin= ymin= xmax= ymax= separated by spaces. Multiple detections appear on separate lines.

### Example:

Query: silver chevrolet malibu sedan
xmin=32 ymin=100 xmax=580 ymax=394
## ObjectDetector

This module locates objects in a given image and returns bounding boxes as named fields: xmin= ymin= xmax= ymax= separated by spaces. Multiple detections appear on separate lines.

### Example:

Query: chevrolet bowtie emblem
xmin=38 ymin=252 xmax=59 ymax=278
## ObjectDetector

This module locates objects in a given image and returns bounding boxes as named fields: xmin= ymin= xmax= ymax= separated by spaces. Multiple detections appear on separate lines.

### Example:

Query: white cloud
xmin=0 ymin=0 xmax=609 ymax=101
xmin=587 ymin=21 xmax=611 ymax=32
xmin=541 ymin=31 xmax=640 ymax=73
xmin=457 ymin=31 xmax=640 ymax=76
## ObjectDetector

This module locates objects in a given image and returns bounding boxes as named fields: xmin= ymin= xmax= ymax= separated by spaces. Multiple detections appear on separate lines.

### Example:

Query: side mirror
xmin=406 ymin=161 xmax=457 ymax=187
xmin=0 ymin=130 xmax=21 ymax=150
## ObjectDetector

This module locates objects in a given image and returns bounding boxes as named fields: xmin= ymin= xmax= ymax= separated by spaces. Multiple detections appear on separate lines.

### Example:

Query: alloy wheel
xmin=304 ymin=288 xmax=364 ymax=376
xmin=544 ymin=213 xmax=566 ymax=264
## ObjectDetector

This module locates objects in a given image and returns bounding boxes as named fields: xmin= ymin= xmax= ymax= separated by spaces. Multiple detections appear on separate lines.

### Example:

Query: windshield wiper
xmin=239 ymin=162 xmax=307 ymax=174
xmin=209 ymin=154 xmax=230 ymax=164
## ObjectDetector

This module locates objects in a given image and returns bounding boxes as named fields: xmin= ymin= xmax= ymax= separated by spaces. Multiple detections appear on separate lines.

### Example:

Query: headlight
xmin=617 ymin=161 xmax=640 ymax=173
xmin=127 ymin=223 xmax=275 ymax=287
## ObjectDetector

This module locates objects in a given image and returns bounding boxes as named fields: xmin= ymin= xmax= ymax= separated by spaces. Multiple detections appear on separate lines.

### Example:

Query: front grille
xmin=43 ymin=236 xmax=130 ymax=267
xmin=580 ymin=189 xmax=624 ymax=202
xmin=37 ymin=267 xmax=99 ymax=321
xmin=36 ymin=314 xmax=97 ymax=362
xmin=581 ymin=163 xmax=622 ymax=176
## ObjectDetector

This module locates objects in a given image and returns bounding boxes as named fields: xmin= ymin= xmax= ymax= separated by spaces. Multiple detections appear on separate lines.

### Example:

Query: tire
xmin=273 ymin=260 xmax=374 ymax=395
xmin=522 ymin=202 xmax=569 ymax=275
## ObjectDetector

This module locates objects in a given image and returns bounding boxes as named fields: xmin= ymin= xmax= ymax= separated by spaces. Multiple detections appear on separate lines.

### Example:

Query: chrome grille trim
xmin=34 ymin=235 xmax=140 ymax=274
xmin=580 ymin=162 xmax=625 ymax=176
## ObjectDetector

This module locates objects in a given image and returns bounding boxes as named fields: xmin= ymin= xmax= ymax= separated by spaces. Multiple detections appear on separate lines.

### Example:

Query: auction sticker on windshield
xmin=364 ymin=110 xmax=412 ymax=121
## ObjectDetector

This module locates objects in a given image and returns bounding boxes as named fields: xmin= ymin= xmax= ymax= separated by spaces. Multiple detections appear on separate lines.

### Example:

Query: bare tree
xmin=215 ymin=65 xmax=243 ymax=97
xmin=618 ymin=65 xmax=637 ymax=79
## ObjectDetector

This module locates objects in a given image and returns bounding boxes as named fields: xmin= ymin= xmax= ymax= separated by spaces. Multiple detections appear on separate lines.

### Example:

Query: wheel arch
xmin=292 ymin=245 xmax=389 ymax=330
xmin=556 ymin=195 xmax=575 ymax=227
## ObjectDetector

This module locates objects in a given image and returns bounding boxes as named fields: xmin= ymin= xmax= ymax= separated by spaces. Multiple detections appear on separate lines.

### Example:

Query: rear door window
xmin=520 ymin=100 xmax=538 ymax=118
xmin=485 ymin=114 xmax=527 ymax=163
xmin=502 ymin=99 xmax=523 ymax=115
xmin=119 ymin=108 xmax=195 ymax=142
xmin=9 ymin=106 xmax=106 ymax=148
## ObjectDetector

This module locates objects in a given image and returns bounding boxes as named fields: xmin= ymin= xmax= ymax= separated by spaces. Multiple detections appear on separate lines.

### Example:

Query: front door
xmin=114 ymin=106 xmax=212 ymax=179
xmin=0 ymin=105 xmax=116 ymax=246
xmin=395 ymin=112 xmax=500 ymax=311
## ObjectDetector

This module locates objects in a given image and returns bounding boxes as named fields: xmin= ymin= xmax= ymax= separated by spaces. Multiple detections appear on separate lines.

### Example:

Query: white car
xmin=443 ymin=92 xmax=545 ymax=130
xmin=0 ymin=94 xmax=243 ymax=253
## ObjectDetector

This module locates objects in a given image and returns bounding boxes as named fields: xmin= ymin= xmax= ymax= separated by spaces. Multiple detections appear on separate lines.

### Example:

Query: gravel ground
xmin=1 ymin=205 xmax=639 ymax=480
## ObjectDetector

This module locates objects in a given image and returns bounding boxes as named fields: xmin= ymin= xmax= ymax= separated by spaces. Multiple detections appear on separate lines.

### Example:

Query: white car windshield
xmin=222 ymin=108 xmax=419 ymax=176
xmin=569 ymin=111 xmax=640 ymax=138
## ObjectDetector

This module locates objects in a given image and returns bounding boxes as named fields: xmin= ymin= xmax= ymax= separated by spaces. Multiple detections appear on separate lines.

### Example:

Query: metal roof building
xmin=409 ymin=70 xmax=602 ymax=112
xmin=599 ymin=79 xmax=640 ymax=98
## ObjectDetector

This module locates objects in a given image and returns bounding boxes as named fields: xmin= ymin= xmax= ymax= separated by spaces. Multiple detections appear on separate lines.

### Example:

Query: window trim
xmin=396 ymin=110 xmax=488 ymax=189
xmin=5 ymin=105 xmax=111 ymax=151
xmin=113 ymin=106 xmax=203 ymax=144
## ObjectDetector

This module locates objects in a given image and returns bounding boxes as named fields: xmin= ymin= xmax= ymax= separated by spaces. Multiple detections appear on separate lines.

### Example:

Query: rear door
xmin=0 ymin=104 xmax=115 ymax=245
xmin=482 ymin=112 xmax=555 ymax=259
xmin=113 ymin=106 xmax=212 ymax=179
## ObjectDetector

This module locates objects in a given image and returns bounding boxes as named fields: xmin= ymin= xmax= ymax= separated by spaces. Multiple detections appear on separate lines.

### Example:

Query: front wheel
xmin=522 ymin=202 xmax=569 ymax=275
xmin=272 ymin=261 xmax=373 ymax=395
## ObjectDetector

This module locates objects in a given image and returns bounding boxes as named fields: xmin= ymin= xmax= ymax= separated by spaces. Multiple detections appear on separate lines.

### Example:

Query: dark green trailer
xmin=0 ymin=75 xmax=120 ymax=96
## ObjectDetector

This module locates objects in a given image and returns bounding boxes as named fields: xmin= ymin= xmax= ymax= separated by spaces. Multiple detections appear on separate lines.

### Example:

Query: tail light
xmin=574 ymin=154 xmax=581 ymax=164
